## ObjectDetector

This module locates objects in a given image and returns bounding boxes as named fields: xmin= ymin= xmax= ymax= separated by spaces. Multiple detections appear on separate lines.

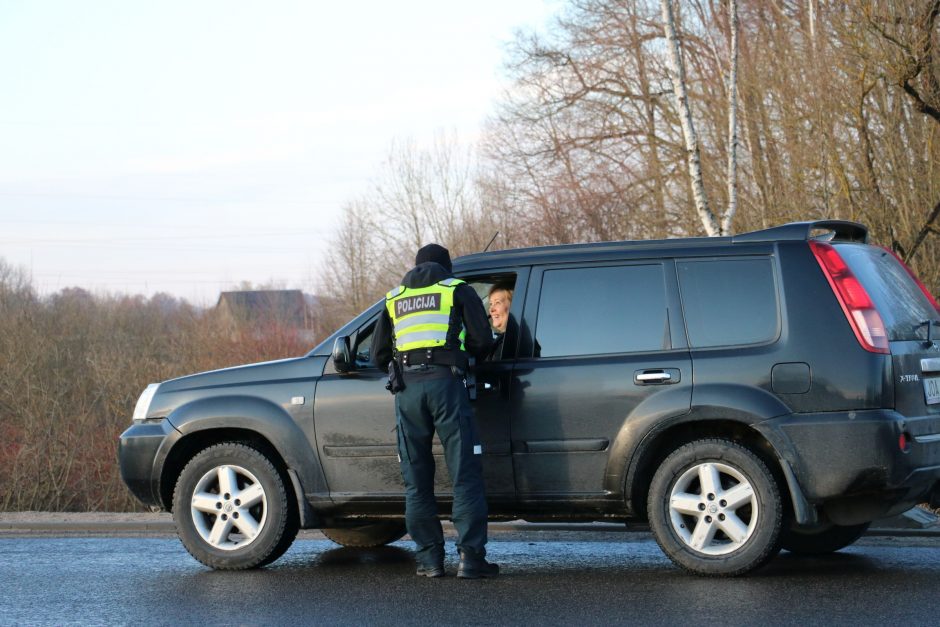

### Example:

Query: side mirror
xmin=332 ymin=336 xmax=353 ymax=373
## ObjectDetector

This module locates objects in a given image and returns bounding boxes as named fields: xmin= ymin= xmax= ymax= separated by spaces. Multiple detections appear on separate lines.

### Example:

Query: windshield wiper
xmin=916 ymin=320 xmax=940 ymax=346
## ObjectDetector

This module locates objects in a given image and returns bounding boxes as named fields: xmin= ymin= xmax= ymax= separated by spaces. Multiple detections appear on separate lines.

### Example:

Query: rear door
xmin=510 ymin=260 xmax=692 ymax=499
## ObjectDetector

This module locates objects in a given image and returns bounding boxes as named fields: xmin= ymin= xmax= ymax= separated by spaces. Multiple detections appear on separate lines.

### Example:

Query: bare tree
xmin=660 ymin=0 xmax=720 ymax=235
xmin=723 ymin=0 xmax=740 ymax=235
xmin=318 ymin=200 xmax=383 ymax=327
xmin=855 ymin=0 xmax=940 ymax=262
xmin=371 ymin=131 xmax=494 ymax=263
xmin=309 ymin=0 xmax=940 ymax=311
xmin=486 ymin=1 xmax=936 ymax=246
xmin=314 ymin=132 xmax=506 ymax=329
xmin=483 ymin=1 xmax=698 ymax=243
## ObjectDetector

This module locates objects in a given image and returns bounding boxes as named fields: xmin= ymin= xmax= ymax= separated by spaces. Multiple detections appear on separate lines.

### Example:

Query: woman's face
xmin=489 ymin=289 xmax=511 ymax=333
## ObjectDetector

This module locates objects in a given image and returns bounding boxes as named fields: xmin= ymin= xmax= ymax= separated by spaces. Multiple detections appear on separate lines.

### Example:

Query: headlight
xmin=132 ymin=383 xmax=161 ymax=421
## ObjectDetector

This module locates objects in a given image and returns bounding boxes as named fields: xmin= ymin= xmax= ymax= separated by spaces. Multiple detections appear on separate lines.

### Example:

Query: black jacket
xmin=372 ymin=262 xmax=493 ymax=373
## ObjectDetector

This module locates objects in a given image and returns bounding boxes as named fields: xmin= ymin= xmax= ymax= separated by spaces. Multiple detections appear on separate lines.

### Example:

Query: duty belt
xmin=396 ymin=348 xmax=467 ymax=369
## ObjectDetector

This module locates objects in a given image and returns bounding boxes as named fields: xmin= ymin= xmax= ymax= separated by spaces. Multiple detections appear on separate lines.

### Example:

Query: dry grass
xmin=0 ymin=271 xmax=316 ymax=512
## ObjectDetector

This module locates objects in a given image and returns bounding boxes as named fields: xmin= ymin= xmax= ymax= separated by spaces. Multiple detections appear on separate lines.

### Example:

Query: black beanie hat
xmin=415 ymin=243 xmax=452 ymax=273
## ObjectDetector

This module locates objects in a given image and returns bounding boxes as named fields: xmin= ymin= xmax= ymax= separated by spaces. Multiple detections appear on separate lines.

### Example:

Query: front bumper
xmin=118 ymin=419 xmax=178 ymax=508
xmin=758 ymin=409 xmax=940 ymax=503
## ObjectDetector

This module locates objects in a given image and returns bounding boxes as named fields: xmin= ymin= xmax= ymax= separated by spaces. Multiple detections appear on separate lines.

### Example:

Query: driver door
xmin=313 ymin=302 xmax=403 ymax=505
xmin=312 ymin=280 xmax=519 ymax=506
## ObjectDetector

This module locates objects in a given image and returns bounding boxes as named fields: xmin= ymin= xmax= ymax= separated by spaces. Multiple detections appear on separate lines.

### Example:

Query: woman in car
xmin=487 ymin=282 xmax=513 ymax=359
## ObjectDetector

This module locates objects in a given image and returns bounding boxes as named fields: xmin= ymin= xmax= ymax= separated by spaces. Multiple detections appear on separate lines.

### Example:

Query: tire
xmin=321 ymin=522 xmax=408 ymax=548
xmin=172 ymin=443 xmax=299 ymax=570
xmin=779 ymin=521 xmax=870 ymax=555
xmin=647 ymin=438 xmax=783 ymax=577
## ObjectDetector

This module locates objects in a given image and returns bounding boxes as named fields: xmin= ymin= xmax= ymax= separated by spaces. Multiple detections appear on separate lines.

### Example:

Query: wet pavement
xmin=1 ymin=533 xmax=939 ymax=625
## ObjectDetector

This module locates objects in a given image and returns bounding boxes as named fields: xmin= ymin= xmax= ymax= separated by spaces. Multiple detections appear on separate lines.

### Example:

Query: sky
xmin=0 ymin=0 xmax=556 ymax=306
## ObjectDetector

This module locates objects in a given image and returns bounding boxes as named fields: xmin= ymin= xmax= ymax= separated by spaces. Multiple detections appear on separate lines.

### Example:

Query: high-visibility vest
xmin=386 ymin=278 xmax=466 ymax=353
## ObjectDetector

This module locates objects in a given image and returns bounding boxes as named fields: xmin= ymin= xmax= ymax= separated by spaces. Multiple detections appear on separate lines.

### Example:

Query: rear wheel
xmin=647 ymin=438 xmax=783 ymax=576
xmin=321 ymin=522 xmax=408 ymax=547
xmin=779 ymin=521 xmax=870 ymax=555
xmin=173 ymin=443 xmax=298 ymax=569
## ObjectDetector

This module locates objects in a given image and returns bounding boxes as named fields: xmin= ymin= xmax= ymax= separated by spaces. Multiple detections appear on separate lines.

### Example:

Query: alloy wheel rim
xmin=667 ymin=461 xmax=758 ymax=556
xmin=190 ymin=464 xmax=268 ymax=551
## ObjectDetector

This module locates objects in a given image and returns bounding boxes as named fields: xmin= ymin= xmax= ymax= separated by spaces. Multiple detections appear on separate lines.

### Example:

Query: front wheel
xmin=647 ymin=438 xmax=783 ymax=576
xmin=172 ymin=443 xmax=298 ymax=569
xmin=779 ymin=521 xmax=870 ymax=555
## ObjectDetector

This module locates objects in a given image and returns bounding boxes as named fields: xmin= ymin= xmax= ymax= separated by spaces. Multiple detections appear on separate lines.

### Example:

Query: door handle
xmin=634 ymin=369 xmax=680 ymax=385
xmin=477 ymin=380 xmax=498 ymax=393
xmin=637 ymin=372 xmax=671 ymax=382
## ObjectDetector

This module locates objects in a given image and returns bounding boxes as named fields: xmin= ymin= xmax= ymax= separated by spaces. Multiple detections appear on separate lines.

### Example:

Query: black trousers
xmin=394 ymin=375 xmax=488 ymax=567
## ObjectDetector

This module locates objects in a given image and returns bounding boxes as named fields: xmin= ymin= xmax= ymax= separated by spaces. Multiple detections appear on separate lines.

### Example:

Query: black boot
xmin=457 ymin=549 xmax=499 ymax=579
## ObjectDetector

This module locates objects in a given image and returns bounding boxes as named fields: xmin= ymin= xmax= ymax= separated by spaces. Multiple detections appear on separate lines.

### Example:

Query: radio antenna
xmin=483 ymin=231 xmax=499 ymax=253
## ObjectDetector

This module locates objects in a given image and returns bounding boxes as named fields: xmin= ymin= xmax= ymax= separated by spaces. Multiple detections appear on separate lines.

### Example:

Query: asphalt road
xmin=1 ymin=532 xmax=939 ymax=626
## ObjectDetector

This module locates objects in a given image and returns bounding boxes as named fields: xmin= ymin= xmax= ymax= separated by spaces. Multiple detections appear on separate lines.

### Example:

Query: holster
xmin=465 ymin=357 xmax=477 ymax=401
xmin=385 ymin=358 xmax=406 ymax=395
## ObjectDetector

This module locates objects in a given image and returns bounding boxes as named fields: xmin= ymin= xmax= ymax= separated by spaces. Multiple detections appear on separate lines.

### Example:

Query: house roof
xmin=216 ymin=290 xmax=306 ymax=326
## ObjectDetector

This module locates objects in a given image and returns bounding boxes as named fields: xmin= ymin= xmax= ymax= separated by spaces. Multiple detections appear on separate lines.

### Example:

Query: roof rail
xmin=732 ymin=220 xmax=868 ymax=244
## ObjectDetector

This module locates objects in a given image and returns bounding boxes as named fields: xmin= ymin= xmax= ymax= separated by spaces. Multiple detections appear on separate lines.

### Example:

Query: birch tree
xmin=660 ymin=0 xmax=720 ymax=236
xmin=723 ymin=0 xmax=740 ymax=235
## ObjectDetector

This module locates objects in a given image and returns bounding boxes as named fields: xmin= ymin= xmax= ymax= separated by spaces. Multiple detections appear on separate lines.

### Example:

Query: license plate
xmin=924 ymin=377 xmax=940 ymax=405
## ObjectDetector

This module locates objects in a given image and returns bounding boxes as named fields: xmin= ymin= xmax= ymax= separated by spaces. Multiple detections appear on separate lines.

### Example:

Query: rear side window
xmin=834 ymin=244 xmax=938 ymax=341
xmin=678 ymin=258 xmax=778 ymax=348
xmin=534 ymin=264 xmax=669 ymax=357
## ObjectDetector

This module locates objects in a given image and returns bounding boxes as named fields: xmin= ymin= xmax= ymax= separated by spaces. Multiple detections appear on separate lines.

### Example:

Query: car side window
xmin=677 ymin=257 xmax=779 ymax=348
xmin=464 ymin=274 xmax=519 ymax=360
xmin=353 ymin=320 xmax=377 ymax=367
xmin=534 ymin=264 xmax=669 ymax=358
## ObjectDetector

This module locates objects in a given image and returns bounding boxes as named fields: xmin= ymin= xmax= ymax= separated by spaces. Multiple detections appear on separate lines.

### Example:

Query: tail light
xmin=881 ymin=246 xmax=940 ymax=315
xmin=809 ymin=241 xmax=889 ymax=354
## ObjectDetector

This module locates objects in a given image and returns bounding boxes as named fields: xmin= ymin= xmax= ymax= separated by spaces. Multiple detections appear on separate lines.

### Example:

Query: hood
xmin=157 ymin=356 xmax=317 ymax=394
xmin=401 ymin=262 xmax=451 ymax=289
xmin=146 ymin=354 xmax=325 ymax=419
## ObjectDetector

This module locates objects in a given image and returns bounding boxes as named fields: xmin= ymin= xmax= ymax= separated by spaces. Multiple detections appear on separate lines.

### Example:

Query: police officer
xmin=371 ymin=243 xmax=499 ymax=579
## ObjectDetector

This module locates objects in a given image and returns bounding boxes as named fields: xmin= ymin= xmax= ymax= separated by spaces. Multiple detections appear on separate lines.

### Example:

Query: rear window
xmin=834 ymin=243 xmax=938 ymax=341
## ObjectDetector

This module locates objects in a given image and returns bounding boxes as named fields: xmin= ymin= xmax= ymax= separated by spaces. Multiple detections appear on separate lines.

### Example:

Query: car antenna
xmin=483 ymin=231 xmax=499 ymax=253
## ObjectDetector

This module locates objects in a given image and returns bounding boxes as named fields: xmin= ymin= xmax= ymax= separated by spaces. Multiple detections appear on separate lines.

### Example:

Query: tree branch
xmin=904 ymin=196 xmax=940 ymax=263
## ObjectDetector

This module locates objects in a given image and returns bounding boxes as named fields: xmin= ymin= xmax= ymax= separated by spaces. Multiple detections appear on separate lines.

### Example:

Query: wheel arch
xmin=159 ymin=427 xmax=285 ymax=509
xmin=157 ymin=395 xmax=325 ymax=528
xmin=624 ymin=414 xmax=794 ymax=522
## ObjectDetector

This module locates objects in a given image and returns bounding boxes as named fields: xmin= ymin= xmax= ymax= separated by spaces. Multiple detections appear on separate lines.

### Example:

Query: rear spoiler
xmin=733 ymin=221 xmax=868 ymax=244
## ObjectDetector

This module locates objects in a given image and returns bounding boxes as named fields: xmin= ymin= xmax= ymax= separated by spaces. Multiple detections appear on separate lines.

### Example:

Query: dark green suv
xmin=120 ymin=220 xmax=940 ymax=575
